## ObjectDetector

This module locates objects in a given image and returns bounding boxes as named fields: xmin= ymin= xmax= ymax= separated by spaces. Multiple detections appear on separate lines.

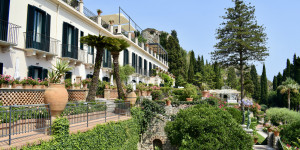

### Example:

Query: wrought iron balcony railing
xmin=62 ymin=0 xmax=79 ymax=11
xmin=24 ymin=32 xmax=59 ymax=55
xmin=0 ymin=19 xmax=21 ymax=46
xmin=62 ymin=44 xmax=78 ymax=59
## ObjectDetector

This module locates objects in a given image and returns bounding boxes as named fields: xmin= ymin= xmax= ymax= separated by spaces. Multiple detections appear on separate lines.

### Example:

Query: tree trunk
xmin=112 ymin=52 xmax=125 ymax=99
xmin=86 ymin=47 xmax=104 ymax=101
xmin=240 ymin=54 xmax=245 ymax=125
xmin=288 ymin=89 xmax=291 ymax=110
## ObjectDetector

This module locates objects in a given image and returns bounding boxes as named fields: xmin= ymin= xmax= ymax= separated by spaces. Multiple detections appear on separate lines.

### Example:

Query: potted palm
xmin=97 ymin=9 xmax=103 ymax=16
xmin=184 ymin=84 xmax=197 ymax=101
xmin=45 ymin=60 xmax=72 ymax=117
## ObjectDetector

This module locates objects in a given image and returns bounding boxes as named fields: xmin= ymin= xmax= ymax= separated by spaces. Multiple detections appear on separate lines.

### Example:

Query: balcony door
xmin=26 ymin=5 xmax=51 ymax=52
xmin=0 ymin=0 xmax=10 ymax=42
xmin=62 ymin=22 xmax=78 ymax=59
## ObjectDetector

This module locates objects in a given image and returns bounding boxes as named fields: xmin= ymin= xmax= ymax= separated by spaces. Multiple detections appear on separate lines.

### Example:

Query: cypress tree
xmin=295 ymin=56 xmax=300 ymax=84
xmin=188 ymin=51 xmax=196 ymax=83
xmin=277 ymin=72 xmax=283 ymax=86
xmin=286 ymin=59 xmax=291 ymax=78
xmin=250 ymin=65 xmax=260 ymax=101
xmin=261 ymin=64 xmax=268 ymax=104
xmin=292 ymin=54 xmax=297 ymax=80
xmin=195 ymin=55 xmax=201 ymax=73
xmin=244 ymin=72 xmax=255 ymax=97
xmin=213 ymin=63 xmax=223 ymax=89
xmin=200 ymin=55 xmax=205 ymax=74
xmin=227 ymin=67 xmax=238 ymax=89
xmin=273 ymin=76 xmax=277 ymax=90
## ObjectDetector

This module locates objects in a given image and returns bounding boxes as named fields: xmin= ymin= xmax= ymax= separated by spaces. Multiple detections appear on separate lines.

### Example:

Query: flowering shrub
xmin=20 ymin=77 xmax=37 ymax=85
xmin=82 ymin=78 xmax=91 ymax=85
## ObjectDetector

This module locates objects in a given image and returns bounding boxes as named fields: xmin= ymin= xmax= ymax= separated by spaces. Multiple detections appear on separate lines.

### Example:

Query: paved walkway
xmin=0 ymin=112 xmax=130 ymax=149
xmin=253 ymin=124 xmax=274 ymax=150
xmin=256 ymin=124 xmax=268 ymax=138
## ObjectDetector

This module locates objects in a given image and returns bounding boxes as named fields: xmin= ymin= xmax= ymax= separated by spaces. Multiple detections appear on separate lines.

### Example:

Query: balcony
xmin=0 ymin=19 xmax=21 ymax=52
xmin=61 ymin=44 xmax=83 ymax=66
xmin=62 ymin=0 xmax=79 ymax=11
xmin=24 ymin=32 xmax=59 ymax=60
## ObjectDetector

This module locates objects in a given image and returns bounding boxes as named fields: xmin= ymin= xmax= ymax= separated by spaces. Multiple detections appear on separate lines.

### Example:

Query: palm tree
xmin=107 ymin=38 xmax=130 ymax=99
xmin=80 ymin=35 xmax=115 ymax=101
xmin=277 ymin=77 xmax=300 ymax=109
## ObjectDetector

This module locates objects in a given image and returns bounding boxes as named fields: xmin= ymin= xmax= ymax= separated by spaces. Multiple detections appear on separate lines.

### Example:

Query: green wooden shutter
xmin=0 ymin=0 xmax=10 ymax=41
xmin=42 ymin=68 xmax=48 ymax=80
xmin=0 ymin=63 xmax=3 ymax=75
xmin=45 ymin=13 xmax=51 ymax=52
xmin=26 ymin=5 xmax=35 ymax=48
xmin=37 ymin=67 xmax=43 ymax=79
xmin=107 ymin=50 xmax=111 ymax=68
xmin=62 ymin=22 xmax=68 ymax=57
xmin=28 ymin=66 xmax=35 ymax=78
xmin=80 ymin=31 xmax=84 ymax=50
xmin=65 ymin=72 xmax=72 ymax=80
xmin=73 ymin=28 xmax=78 ymax=59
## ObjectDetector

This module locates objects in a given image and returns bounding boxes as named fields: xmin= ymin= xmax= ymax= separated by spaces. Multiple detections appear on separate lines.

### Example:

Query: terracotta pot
xmin=44 ymin=83 xmax=68 ymax=117
xmin=147 ymin=91 xmax=151 ymax=96
xmin=186 ymin=98 xmax=193 ymax=101
xmin=202 ymin=91 xmax=210 ymax=98
xmin=23 ymin=84 xmax=33 ymax=89
xmin=105 ymin=84 xmax=109 ymax=89
xmin=83 ymin=84 xmax=88 ymax=89
xmin=142 ymin=91 xmax=147 ymax=96
xmin=126 ymin=92 xmax=137 ymax=106
xmin=254 ymin=138 xmax=258 ymax=143
xmin=166 ymin=100 xmax=171 ymax=106
xmin=274 ymin=131 xmax=279 ymax=136
xmin=267 ymin=128 xmax=272 ymax=132
xmin=12 ymin=84 xmax=23 ymax=89
xmin=33 ymin=85 xmax=43 ymax=89
xmin=1 ymin=84 xmax=9 ymax=89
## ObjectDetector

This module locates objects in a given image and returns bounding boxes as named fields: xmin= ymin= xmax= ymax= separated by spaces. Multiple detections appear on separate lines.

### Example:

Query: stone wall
xmin=0 ymin=89 xmax=88 ymax=106
xmin=104 ymin=89 xmax=118 ymax=99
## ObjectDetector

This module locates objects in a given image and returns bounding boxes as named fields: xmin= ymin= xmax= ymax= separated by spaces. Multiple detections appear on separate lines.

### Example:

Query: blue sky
xmin=85 ymin=0 xmax=300 ymax=80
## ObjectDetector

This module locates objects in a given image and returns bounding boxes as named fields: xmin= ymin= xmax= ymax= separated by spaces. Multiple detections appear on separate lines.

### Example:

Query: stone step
xmin=253 ymin=145 xmax=274 ymax=150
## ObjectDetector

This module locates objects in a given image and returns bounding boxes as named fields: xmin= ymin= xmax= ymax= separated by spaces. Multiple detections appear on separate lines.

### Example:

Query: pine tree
xmin=188 ymin=51 xmax=196 ymax=83
xmin=159 ymin=32 xmax=169 ymax=49
xmin=250 ymin=65 xmax=260 ymax=101
xmin=277 ymin=72 xmax=283 ymax=86
xmin=171 ymin=30 xmax=179 ymax=43
xmin=227 ymin=67 xmax=238 ymax=89
xmin=212 ymin=0 xmax=268 ymax=118
xmin=261 ymin=64 xmax=268 ymax=104
xmin=273 ymin=76 xmax=277 ymax=90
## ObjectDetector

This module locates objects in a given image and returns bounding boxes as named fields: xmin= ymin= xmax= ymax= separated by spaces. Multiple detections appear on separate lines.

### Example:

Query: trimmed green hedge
xmin=225 ymin=107 xmax=243 ymax=124
xmin=265 ymin=108 xmax=300 ymax=126
xmin=23 ymin=117 xmax=140 ymax=150
xmin=165 ymin=104 xmax=252 ymax=150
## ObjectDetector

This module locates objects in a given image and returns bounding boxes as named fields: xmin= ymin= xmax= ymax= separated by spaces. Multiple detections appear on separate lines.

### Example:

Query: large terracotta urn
xmin=44 ymin=83 xmax=68 ymax=117
xmin=125 ymin=91 xmax=137 ymax=106
xmin=202 ymin=91 xmax=210 ymax=98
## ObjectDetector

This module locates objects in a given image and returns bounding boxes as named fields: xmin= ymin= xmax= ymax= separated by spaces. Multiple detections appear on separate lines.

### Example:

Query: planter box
xmin=12 ymin=84 xmax=23 ymax=89
xmin=23 ymin=84 xmax=33 ymax=89
xmin=1 ymin=84 xmax=9 ymax=89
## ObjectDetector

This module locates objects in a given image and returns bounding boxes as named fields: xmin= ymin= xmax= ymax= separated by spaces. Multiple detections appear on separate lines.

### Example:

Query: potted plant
xmin=20 ymin=77 xmax=35 ymax=89
xmin=271 ymin=126 xmax=281 ymax=136
xmin=184 ymin=84 xmax=197 ymax=101
xmin=32 ymin=79 xmax=42 ymax=89
xmin=0 ymin=75 xmax=11 ymax=88
xmin=253 ymin=135 xmax=258 ymax=143
xmin=265 ymin=124 xmax=272 ymax=132
xmin=82 ymin=78 xmax=91 ymax=89
xmin=125 ymin=84 xmax=137 ymax=106
xmin=64 ymin=79 xmax=72 ymax=89
xmin=201 ymin=83 xmax=210 ymax=98
xmin=45 ymin=60 xmax=72 ymax=117
xmin=147 ymin=86 xmax=153 ymax=96
xmin=97 ymin=9 xmax=103 ymax=16
xmin=73 ymin=83 xmax=81 ymax=90
xmin=104 ymin=81 xmax=110 ymax=89
xmin=40 ymin=80 xmax=48 ymax=88
xmin=11 ymin=79 xmax=22 ymax=89
xmin=166 ymin=97 xmax=172 ymax=106
xmin=109 ymin=20 xmax=114 ymax=25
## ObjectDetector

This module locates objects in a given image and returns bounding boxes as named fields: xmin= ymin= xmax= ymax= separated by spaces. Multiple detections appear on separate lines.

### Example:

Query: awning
xmin=102 ymin=13 xmax=136 ymax=32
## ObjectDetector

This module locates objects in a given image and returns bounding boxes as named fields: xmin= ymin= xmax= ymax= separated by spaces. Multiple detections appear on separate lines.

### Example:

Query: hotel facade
xmin=0 ymin=0 xmax=172 ymax=87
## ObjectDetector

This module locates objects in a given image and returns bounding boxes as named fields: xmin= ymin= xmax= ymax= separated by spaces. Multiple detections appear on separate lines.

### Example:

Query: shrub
xmin=52 ymin=117 xmax=69 ymax=140
xmin=225 ymin=107 xmax=243 ymax=124
xmin=165 ymin=104 xmax=252 ymax=150
xmin=260 ymin=104 xmax=268 ymax=112
xmin=281 ymin=120 xmax=300 ymax=147
xmin=151 ymin=90 xmax=163 ymax=100
xmin=96 ymin=81 xmax=105 ymax=96
xmin=265 ymin=108 xmax=300 ymax=126
xmin=160 ymin=87 xmax=172 ymax=98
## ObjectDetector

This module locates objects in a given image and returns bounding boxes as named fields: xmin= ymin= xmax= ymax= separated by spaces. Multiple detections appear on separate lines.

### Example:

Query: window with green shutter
xmin=80 ymin=31 xmax=84 ymax=50
xmin=26 ymin=5 xmax=51 ymax=52
xmin=27 ymin=66 xmax=43 ymax=80
xmin=62 ymin=22 xmax=78 ymax=59
xmin=123 ymin=49 xmax=129 ymax=66
xmin=0 ymin=63 xmax=3 ymax=75
xmin=65 ymin=72 xmax=72 ymax=80
xmin=0 ymin=0 xmax=10 ymax=42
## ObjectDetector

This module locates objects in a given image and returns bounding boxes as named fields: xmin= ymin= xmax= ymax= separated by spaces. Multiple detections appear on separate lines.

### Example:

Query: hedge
xmin=165 ymin=104 xmax=252 ymax=150
xmin=225 ymin=107 xmax=243 ymax=124
xmin=265 ymin=108 xmax=300 ymax=126
xmin=24 ymin=116 xmax=140 ymax=150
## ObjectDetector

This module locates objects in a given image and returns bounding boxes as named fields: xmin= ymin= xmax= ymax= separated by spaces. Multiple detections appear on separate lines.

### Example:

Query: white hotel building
xmin=0 ymin=0 xmax=170 ymax=86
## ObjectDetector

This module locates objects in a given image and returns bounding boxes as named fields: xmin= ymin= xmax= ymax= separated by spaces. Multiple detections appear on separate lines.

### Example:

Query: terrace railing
xmin=0 ymin=104 xmax=51 ymax=145
xmin=83 ymin=6 xmax=97 ymax=23
xmin=62 ymin=102 xmax=130 ymax=127
xmin=24 ymin=32 xmax=59 ymax=55
xmin=0 ymin=19 xmax=21 ymax=46
xmin=62 ymin=0 xmax=79 ymax=11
